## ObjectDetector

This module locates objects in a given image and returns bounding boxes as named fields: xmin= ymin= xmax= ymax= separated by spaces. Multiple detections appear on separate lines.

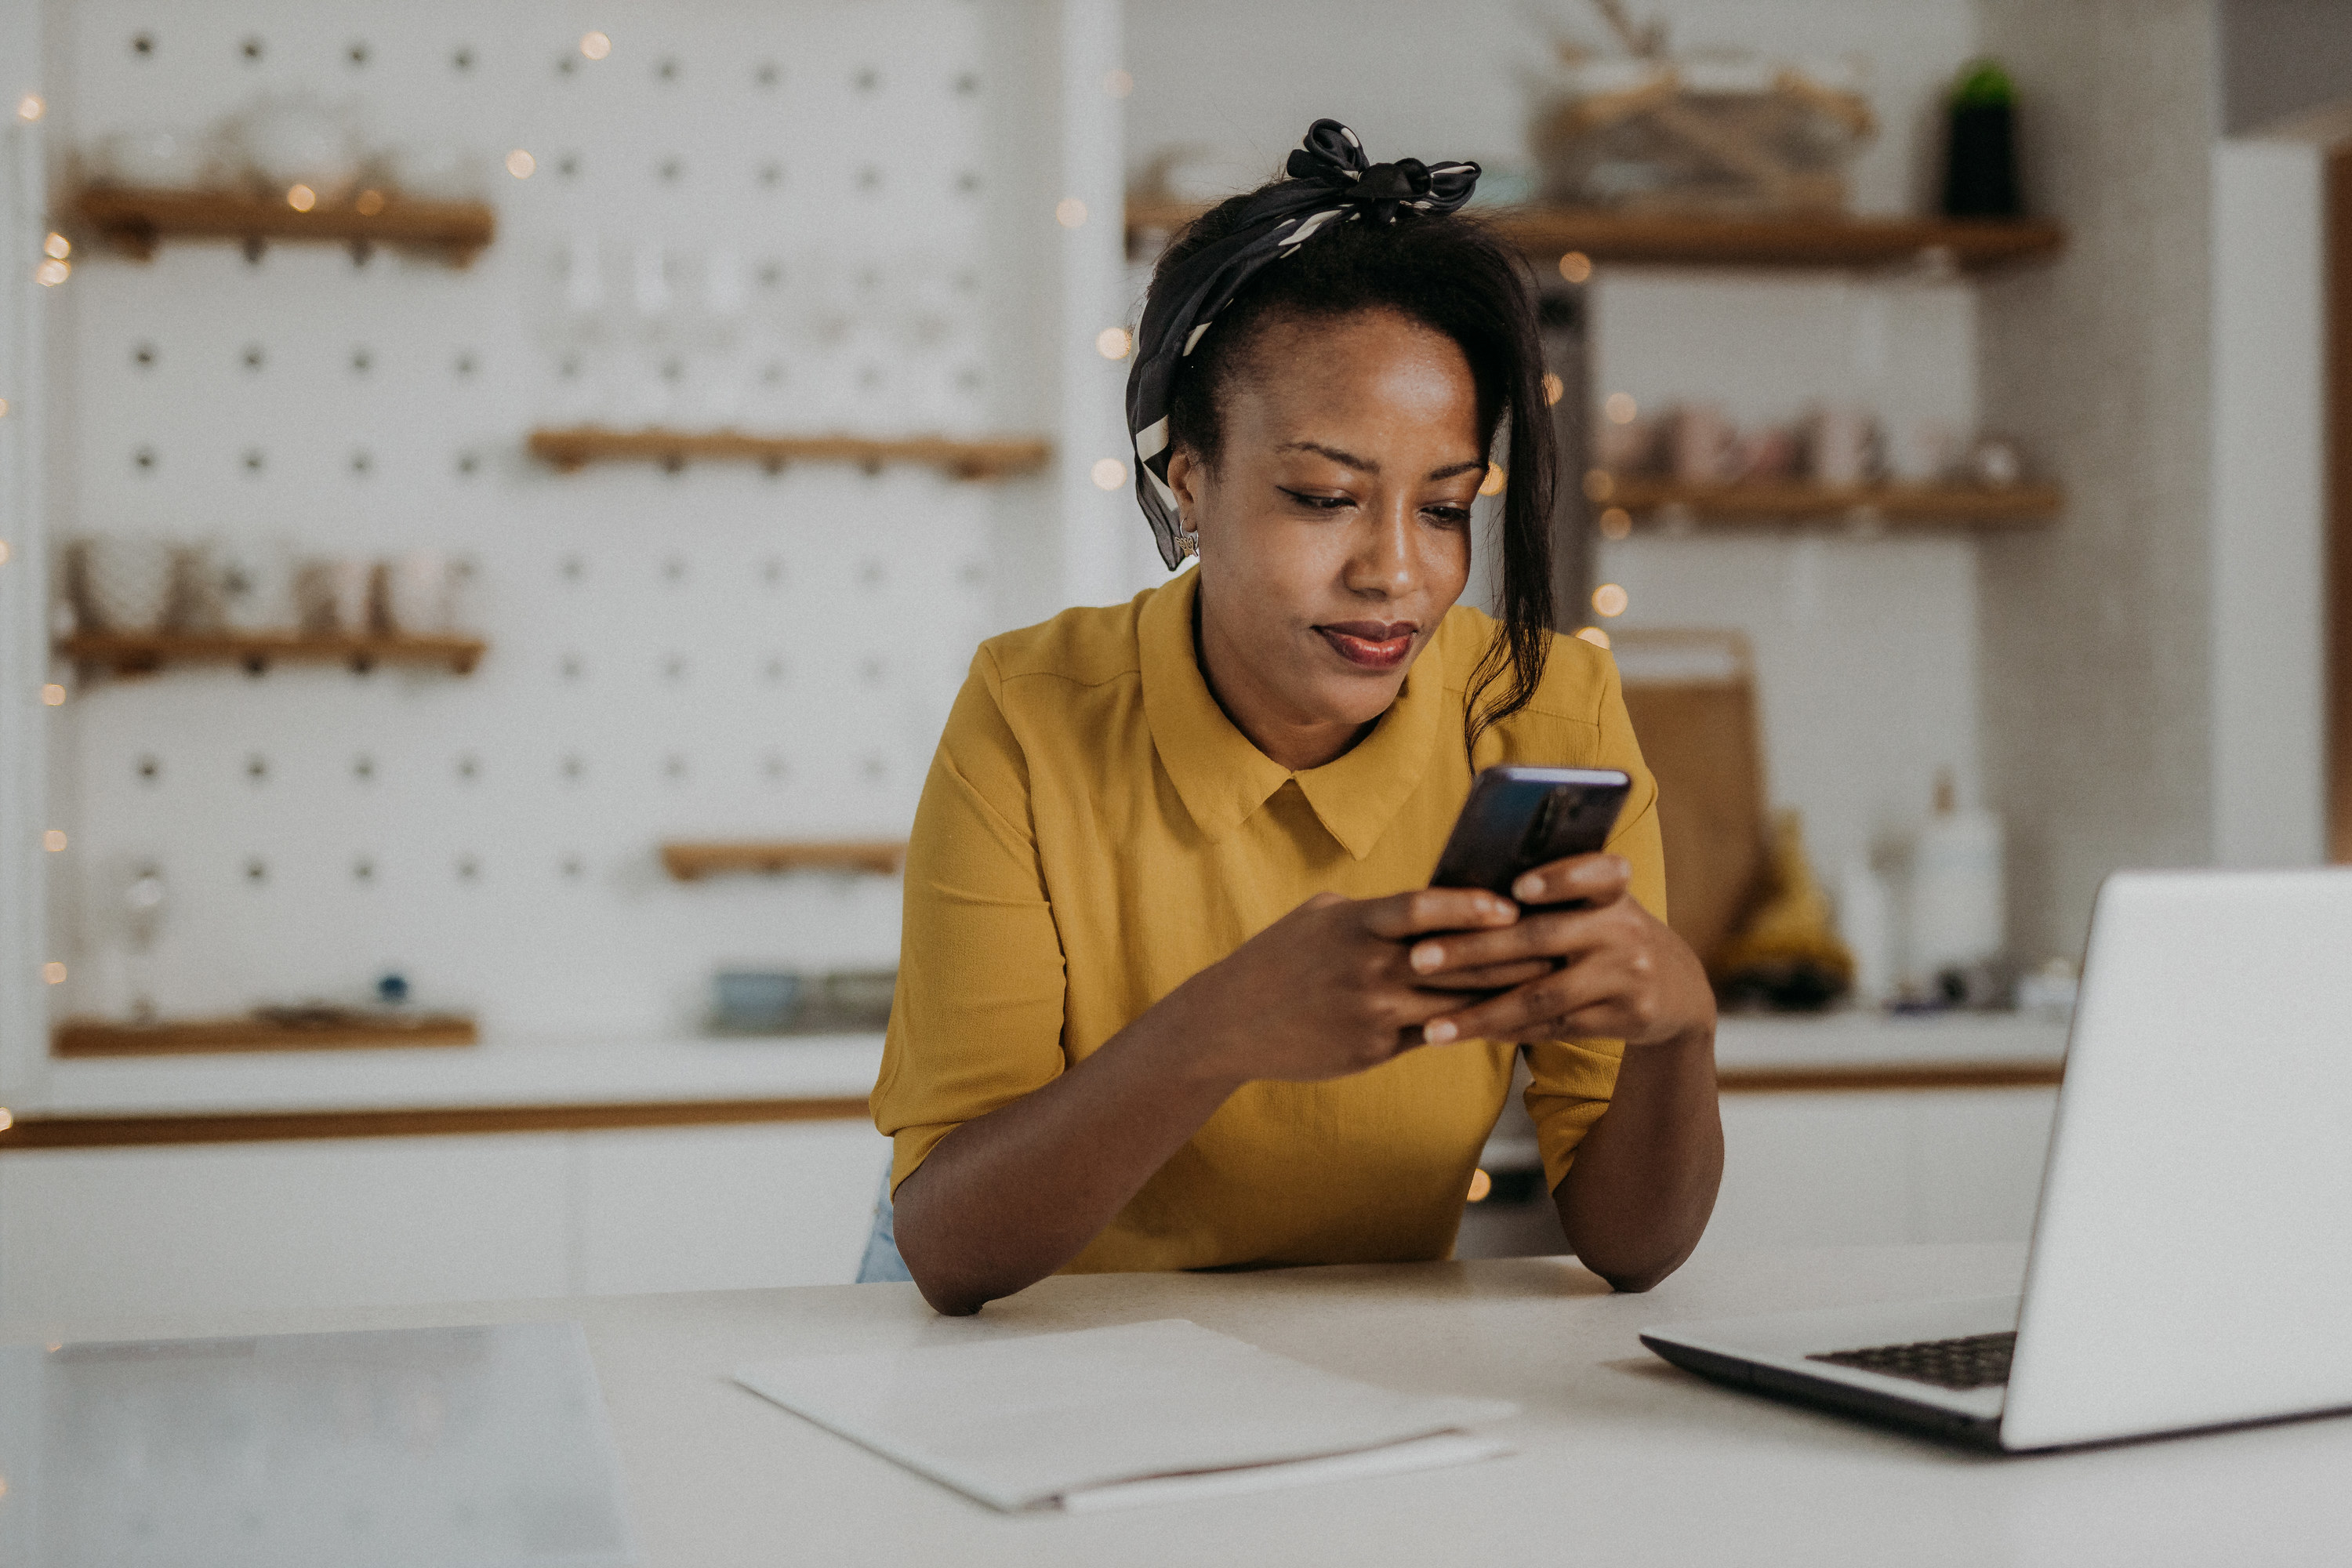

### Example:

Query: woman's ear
xmin=1164 ymin=447 xmax=1200 ymax=517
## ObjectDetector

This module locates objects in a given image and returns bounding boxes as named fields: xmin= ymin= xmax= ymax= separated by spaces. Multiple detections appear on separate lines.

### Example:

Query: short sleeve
xmin=1525 ymin=654 xmax=1669 ymax=1192
xmin=869 ymin=652 xmax=1070 ymax=1192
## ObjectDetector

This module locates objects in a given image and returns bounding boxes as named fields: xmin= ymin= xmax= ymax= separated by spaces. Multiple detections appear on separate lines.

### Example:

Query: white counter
xmin=9 ymin=1244 xmax=2340 ymax=1567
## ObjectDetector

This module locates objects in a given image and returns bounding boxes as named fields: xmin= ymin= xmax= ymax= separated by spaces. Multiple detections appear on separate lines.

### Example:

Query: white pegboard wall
xmin=41 ymin=0 xmax=1079 ymax=1041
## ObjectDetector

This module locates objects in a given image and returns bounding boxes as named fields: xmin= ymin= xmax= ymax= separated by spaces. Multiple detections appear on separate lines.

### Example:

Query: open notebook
xmin=735 ymin=1318 xmax=1515 ymax=1512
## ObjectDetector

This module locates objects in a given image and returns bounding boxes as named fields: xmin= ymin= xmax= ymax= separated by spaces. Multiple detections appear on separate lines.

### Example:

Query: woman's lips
xmin=1315 ymin=620 xmax=1418 ymax=670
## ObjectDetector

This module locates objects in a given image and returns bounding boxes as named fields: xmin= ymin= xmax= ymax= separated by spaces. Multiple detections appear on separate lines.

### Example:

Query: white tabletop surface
xmin=8 ymin=1243 xmax=2341 ymax=1566
xmin=9 ymin=1011 xmax=2067 ymax=1117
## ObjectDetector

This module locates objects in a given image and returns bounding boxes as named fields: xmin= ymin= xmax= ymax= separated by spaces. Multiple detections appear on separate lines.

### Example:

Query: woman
xmin=866 ymin=121 xmax=1721 ymax=1316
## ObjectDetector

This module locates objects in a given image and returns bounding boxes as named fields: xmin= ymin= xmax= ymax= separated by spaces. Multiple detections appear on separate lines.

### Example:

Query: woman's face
xmin=1167 ymin=307 xmax=1487 ymax=769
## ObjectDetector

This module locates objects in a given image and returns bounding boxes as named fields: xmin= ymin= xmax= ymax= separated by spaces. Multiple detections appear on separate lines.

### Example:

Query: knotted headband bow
xmin=1123 ymin=119 xmax=1482 ymax=569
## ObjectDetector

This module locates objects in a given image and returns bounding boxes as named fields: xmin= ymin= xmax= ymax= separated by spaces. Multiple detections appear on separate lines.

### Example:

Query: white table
xmin=9 ymin=1243 xmax=2346 ymax=1566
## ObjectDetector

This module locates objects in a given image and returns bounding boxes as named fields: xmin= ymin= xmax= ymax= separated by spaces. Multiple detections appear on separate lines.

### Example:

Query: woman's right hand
xmin=1156 ymin=887 xmax=1544 ymax=1087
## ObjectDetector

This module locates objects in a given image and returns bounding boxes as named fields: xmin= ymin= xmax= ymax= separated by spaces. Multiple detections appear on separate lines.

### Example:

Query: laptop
xmin=1641 ymin=867 xmax=2352 ymax=1452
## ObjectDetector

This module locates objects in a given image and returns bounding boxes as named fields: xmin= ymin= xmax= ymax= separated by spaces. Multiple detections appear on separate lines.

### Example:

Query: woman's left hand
xmin=1406 ymin=853 xmax=1713 ymax=1048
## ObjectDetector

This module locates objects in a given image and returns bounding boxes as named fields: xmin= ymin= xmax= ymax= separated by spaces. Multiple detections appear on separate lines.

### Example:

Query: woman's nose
xmin=1345 ymin=503 xmax=1418 ymax=597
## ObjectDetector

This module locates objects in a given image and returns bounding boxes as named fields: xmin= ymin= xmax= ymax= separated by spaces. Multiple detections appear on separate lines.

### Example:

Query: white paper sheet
xmin=734 ymin=1318 xmax=1515 ymax=1512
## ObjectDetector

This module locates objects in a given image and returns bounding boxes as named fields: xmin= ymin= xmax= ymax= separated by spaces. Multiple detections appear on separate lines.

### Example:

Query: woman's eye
xmin=1279 ymin=488 xmax=1353 ymax=512
xmin=1426 ymin=506 xmax=1473 ymax=527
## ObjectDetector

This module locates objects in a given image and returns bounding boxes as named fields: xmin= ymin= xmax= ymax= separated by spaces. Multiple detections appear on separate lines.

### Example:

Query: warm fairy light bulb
xmin=1575 ymin=626 xmax=1612 ymax=649
xmin=506 ymin=149 xmax=537 ymax=179
xmin=580 ymin=31 xmax=613 ymax=60
xmin=0 ymin=1109 xmax=11 ymax=1134
xmin=42 ymin=232 xmax=68 ymax=260
xmin=1054 ymin=197 xmax=1087 ymax=229
xmin=1466 ymin=1169 xmax=1493 ymax=1203
xmin=0 ymin=397 xmax=9 ymax=416
xmin=1095 ymin=326 xmax=1132 ymax=360
xmin=1104 ymin=68 xmax=1134 ymax=98
xmin=1091 ymin=457 xmax=1127 ymax=490
xmin=1598 ymin=506 xmax=1633 ymax=539
xmin=354 ymin=188 xmax=386 ymax=216
xmin=1591 ymin=583 xmax=1629 ymax=618
xmin=1558 ymin=250 xmax=1592 ymax=283
xmin=1541 ymin=372 xmax=1564 ymax=406
xmin=0 ymin=540 xmax=12 ymax=564
xmin=15 ymin=93 xmax=42 ymax=122
xmin=1603 ymin=392 xmax=1637 ymax=424
xmin=1479 ymin=464 xmax=1506 ymax=497
xmin=42 ymin=829 xmax=66 ymax=851
xmin=285 ymin=183 xmax=317 ymax=211
xmin=34 ymin=258 xmax=68 ymax=286
xmin=42 ymin=961 xmax=66 ymax=985
xmin=40 ymin=683 xmax=65 ymax=705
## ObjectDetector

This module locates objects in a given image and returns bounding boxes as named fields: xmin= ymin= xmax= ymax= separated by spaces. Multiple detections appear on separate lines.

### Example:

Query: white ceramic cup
xmin=1809 ymin=404 xmax=1878 ymax=487
xmin=69 ymin=536 xmax=176 ymax=633
xmin=381 ymin=551 xmax=455 ymax=636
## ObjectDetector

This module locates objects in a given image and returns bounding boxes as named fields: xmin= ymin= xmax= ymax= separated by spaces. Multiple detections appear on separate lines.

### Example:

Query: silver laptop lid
xmin=2004 ymin=868 xmax=2352 ymax=1450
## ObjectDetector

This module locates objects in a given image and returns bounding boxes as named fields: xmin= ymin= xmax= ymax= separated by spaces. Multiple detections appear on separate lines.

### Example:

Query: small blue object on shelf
xmin=712 ymin=970 xmax=803 ymax=1034
xmin=376 ymin=971 xmax=410 ymax=1007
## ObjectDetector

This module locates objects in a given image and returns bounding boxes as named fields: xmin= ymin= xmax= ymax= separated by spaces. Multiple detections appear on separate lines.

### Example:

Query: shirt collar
xmin=1138 ymin=568 xmax=1447 ymax=860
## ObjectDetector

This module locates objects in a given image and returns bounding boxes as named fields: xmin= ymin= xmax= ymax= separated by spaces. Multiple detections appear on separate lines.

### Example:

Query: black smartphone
xmin=1430 ymin=766 xmax=1632 ymax=899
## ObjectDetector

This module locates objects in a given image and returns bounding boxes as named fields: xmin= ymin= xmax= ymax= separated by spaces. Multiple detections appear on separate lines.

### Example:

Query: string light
xmin=1095 ymin=326 xmax=1131 ymax=360
xmin=1054 ymin=197 xmax=1087 ymax=229
xmin=34 ymin=258 xmax=67 ymax=286
xmin=42 ymin=829 xmax=66 ymax=851
xmin=1598 ymin=506 xmax=1633 ymax=539
xmin=1559 ymin=251 xmax=1592 ymax=284
xmin=15 ymin=94 xmax=42 ymax=122
xmin=1575 ymin=626 xmax=1612 ymax=649
xmin=1104 ymin=68 xmax=1134 ymax=97
xmin=506 ymin=150 xmax=536 ymax=179
xmin=1592 ymin=583 xmax=1629 ymax=618
xmin=42 ymin=962 xmax=66 ymax=985
xmin=42 ymin=232 xmax=68 ymax=260
xmin=1466 ymin=1169 xmax=1493 ymax=1202
xmin=354 ymin=189 xmax=387 ymax=216
xmin=1479 ymin=464 xmax=1506 ymax=497
xmin=285 ymin=183 xmax=317 ymax=211
xmin=40 ymin=683 xmax=64 ymax=706
xmin=0 ymin=1109 xmax=11 ymax=1134
xmin=1541 ymin=372 xmax=1564 ymax=406
xmin=1090 ymin=457 xmax=1127 ymax=490
xmin=580 ymin=31 xmax=612 ymax=60
xmin=0 ymin=541 xmax=12 ymax=564
xmin=1603 ymin=392 xmax=1637 ymax=423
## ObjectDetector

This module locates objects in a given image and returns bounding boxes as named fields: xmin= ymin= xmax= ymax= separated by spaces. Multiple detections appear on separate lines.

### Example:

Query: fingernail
xmin=1410 ymin=944 xmax=1443 ymax=973
xmin=1425 ymin=1020 xmax=1457 ymax=1044
xmin=1511 ymin=875 xmax=1541 ymax=902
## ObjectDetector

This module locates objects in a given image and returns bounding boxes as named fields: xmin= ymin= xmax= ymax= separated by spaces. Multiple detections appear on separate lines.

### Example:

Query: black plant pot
xmin=1942 ymin=103 xmax=2022 ymax=217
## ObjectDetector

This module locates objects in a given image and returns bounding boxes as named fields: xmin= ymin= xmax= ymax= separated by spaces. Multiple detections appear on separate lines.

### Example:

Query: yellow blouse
xmin=870 ymin=566 xmax=1666 ymax=1272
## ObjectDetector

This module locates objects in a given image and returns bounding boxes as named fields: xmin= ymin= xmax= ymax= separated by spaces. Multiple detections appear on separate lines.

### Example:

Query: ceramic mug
xmin=68 ymin=535 xmax=176 ymax=633
xmin=294 ymin=557 xmax=373 ymax=635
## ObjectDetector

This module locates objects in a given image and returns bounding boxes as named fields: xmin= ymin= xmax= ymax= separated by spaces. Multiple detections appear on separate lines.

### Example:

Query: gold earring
xmin=1177 ymin=517 xmax=1200 ymax=558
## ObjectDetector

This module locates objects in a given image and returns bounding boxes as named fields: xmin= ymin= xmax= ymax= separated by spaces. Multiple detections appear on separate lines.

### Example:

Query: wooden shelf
xmin=662 ymin=840 xmax=907 ymax=880
xmin=1126 ymin=199 xmax=2065 ymax=274
xmin=75 ymin=186 xmax=495 ymax=264
xmin=56 ymin=630 xmax=487 ymax=676
xmin=1592 ymin=475 xmax=2063 ymax=529
xmin=528 ymin=426 xmax=1052 ymax=481
xmin=53 ymin=1012 xmax=477 ymax=1058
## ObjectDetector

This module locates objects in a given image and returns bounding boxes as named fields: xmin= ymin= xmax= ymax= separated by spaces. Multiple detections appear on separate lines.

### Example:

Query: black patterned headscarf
xmin=1124 ymin=119 xmax=1482 ymax=569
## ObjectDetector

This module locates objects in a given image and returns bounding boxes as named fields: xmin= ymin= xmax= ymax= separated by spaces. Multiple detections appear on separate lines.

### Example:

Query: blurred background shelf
xmin=660 ymin=840 xmax=909 ymax=880
xmin=53 ymin=1012 xmax=479 ymax=1058
xmin=74 ymin=186 xmax=496 ymax=264
xmin=1126 ymin=200 xmax=2066 ymax=274
xmin=56 ymin=630 xmax=487 ymax=677
xmin=1595 ymin=475 xmax=2064 ymax=528
xmin=527 ymin=426 xmax=1052 ymax=480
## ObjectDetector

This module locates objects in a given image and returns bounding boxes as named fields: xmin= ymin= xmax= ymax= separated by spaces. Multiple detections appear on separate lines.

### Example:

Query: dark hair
xmin=1151 ymin=195 xmax=1555 ymax=760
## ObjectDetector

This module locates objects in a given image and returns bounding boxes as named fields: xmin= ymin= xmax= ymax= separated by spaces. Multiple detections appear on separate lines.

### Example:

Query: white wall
xmin=2209 ymin=137 xmax=2327 ymax=867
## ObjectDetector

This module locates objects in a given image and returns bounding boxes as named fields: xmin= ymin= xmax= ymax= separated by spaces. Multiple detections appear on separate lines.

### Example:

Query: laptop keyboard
xmin=1808 ymin=1330 xmax=2016 ymax=1390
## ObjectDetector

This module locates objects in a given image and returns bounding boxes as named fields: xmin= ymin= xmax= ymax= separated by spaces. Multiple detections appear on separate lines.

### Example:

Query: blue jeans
xmin=856 ymin=1166 xmax=913 ymax=1283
